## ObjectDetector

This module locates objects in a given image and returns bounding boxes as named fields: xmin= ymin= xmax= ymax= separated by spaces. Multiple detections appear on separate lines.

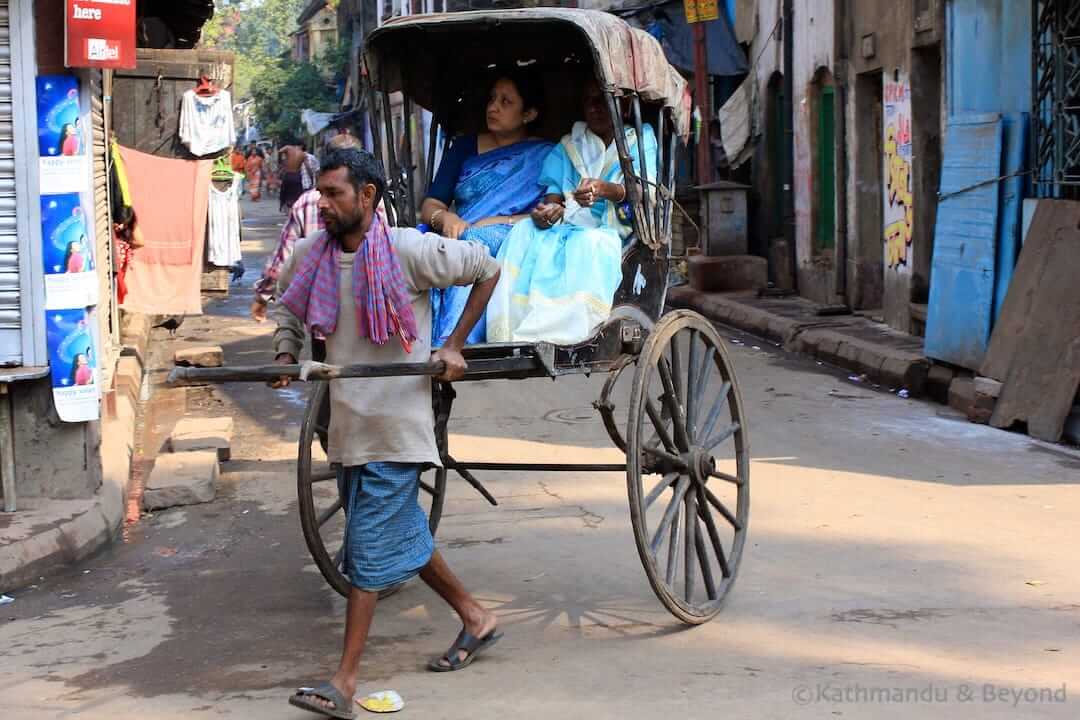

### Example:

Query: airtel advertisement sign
xmin=65 ymin=0 xmax=137 ymax=70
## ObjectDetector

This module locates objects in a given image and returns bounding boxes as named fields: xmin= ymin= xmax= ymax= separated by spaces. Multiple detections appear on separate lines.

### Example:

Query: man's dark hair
xmin=319 ymin=147 xmax=386 ymax=205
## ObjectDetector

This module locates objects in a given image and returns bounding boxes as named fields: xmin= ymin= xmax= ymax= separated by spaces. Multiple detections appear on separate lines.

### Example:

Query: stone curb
xmin=0 ymin=320 xmax=148 ymax=592
xmin=668 ymin=287 xmax=931 ymax=396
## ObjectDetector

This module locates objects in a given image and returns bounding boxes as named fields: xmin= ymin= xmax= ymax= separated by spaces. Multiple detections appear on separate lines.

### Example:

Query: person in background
xmin=246 ymin=147 xmax=265 ymax=201
xmin=279 ymin=142 xmax=310 ymax=212
xmin=231 ymin=146 xmax=247 ymax=193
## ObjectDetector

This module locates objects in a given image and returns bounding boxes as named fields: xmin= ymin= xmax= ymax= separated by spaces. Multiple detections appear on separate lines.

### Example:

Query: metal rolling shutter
xmin=0 ymin=1 xmax=19 ymax=365
xmin=89 ymin=70 xmax=118 ymax=366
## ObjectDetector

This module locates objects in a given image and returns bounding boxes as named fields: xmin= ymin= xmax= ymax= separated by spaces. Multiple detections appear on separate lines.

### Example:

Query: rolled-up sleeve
xmin=271 ymin=245 xmax=307 ymax=359
xmin=400 ymin=229 xmax=499 ymax=292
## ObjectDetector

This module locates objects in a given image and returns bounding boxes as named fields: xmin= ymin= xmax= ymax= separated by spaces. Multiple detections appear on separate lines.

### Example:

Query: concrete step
xmin=167 ymin=417 xmax=234 ymax=461
xmin=688 ymin=254 xmax=768 ymax=293
xmin=143 ymin=451 xmax=219 ymax=511
xmin=174 ymin=346 xmax=224 ymax=368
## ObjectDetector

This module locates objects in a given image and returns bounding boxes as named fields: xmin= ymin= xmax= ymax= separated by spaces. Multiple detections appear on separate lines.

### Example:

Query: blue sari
xmin=430 ymin=138 xmax=552 ymax=346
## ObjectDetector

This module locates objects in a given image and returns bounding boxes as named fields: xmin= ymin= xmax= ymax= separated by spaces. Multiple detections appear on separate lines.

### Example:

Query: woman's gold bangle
xmin=430 ymin=209 xmax=445 ymax=230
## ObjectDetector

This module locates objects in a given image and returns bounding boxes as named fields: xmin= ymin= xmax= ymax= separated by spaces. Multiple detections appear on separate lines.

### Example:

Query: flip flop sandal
xmin=289 ymin=682 xmax=356 ymax=719
xmin=427 ymin=627 xmax=503 ymax=672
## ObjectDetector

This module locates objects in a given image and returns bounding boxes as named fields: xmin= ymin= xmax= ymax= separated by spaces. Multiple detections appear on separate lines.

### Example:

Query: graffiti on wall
xmin=883 ymin=74 xmax=913 ymax=271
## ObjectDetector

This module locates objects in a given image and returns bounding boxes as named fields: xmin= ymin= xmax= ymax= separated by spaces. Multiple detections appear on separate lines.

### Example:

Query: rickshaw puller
xmin=273 ymin=147 xmax=502 ymax=719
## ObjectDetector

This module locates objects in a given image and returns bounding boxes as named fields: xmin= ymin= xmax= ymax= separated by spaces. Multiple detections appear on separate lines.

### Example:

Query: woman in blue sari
xmin=487 ymin=79 xmax=658 ymax=345
xmin=420 ymin=72 xmax=553 ymax=346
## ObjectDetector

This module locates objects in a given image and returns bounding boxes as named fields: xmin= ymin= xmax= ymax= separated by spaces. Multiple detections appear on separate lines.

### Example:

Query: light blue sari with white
xmin=487 ymin=122 xmax=658 ymax=345
xmin=430 ymin=139 xmax=552 ymax=347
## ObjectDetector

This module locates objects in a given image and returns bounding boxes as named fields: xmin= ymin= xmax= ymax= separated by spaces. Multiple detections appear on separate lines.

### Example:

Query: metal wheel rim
xmin=625 ymin=310 xmax=750 ymax=623
xmin=297 ymin=382 xmax=448 ymax=598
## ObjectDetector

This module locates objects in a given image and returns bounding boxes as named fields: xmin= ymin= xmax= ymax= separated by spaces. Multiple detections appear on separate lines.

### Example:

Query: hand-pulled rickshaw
xmin=173 ymin=8 xmax=750 ymax=625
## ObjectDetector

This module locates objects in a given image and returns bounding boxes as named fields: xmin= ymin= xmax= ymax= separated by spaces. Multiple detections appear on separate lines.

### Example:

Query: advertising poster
xmin=41 ymin=193 xmax=99 ymax=309
xmin=45 ymin=308 xmax=101 ymax=423
xmin=37 ymin=73 xmax=101 ymax=422
xmin=65 ymin=0 xmax=137 ymax=70
xmin=36 ymin=75 xmax=90 ymax=195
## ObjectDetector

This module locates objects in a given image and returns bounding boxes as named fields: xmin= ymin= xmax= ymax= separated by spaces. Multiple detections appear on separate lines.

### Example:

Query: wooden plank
xmin=982 ymin=199 xmax=1049 ymax=381
xmin=988 ymin=200 xmax=1080 ymax=441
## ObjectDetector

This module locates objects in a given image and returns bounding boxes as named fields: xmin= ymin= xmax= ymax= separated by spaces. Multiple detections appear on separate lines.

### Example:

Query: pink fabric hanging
xmin=118 ymin=146 xmax=212 ymax=315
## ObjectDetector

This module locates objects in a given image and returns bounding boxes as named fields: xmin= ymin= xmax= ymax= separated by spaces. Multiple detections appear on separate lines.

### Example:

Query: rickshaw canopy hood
xmin=364 ymin=8 xmax=692 ymax=140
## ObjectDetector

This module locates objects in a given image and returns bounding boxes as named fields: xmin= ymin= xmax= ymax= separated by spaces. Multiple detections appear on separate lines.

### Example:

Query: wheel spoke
xmin=657 ymin=358 xmax=690 ymax=450
xmin=686 ymin=331 xmax=700 ymax=440
xmin=703 ymin=485 xmax=742 ymax=531
xmin=650 ymin=476 xmax=691 ymax=556
xmin=697 ymin=381 xmax=732 ymax=446
xmin=695 ymin=516 xmax=718 ymax=599
xmin=332 ymin=544 xmax=344 ymax=570
xmin=697 ymin=484 xmax=731 ymax=578
xmin=709 ymin=469 xmax=743 ymax=486
xmin=670 ymin=335 xmax=685 ymax=410
xmin=318 ymin=498 xmax=343 ymax=527
xmin=644 ymin=472 xmax=680 ymax=508
xmin=691 ymin=347 xmax=717 ymax=431
xmin=705 ymin=421 xmax=741 ymax=451
xmin=419 ymin=480 xmax=437 ymax=496
xmin=684 ymin=489 xmax=697 ymax=602
xmin=645 ymin=398 xmax=678 ymax=453
xmin=665 ymin=502 xmax=682 ymax=587
xmin=641 ymin=444 xmax=688 ymax=470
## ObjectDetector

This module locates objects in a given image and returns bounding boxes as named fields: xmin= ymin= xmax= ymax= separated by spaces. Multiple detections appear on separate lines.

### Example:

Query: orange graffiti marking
xmin=884 ymin=123 xmax=913 ymax=268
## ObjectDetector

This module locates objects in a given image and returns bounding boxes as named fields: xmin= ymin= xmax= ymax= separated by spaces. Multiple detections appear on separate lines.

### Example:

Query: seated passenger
xmin=487 ymin=78 xmax=658 ymax=345
xmin=420 ymin=71 xmax=553 ymax=346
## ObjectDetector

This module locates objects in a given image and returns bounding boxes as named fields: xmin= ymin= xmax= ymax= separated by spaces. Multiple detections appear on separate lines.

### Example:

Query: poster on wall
xmin=65 ymin=0 xmax=137 ymax=70
xmin=41 ymin=193 xmax=99 ymax=309
xmin=36 ymin=76 xmax=90 ymax=195
xmin=45 ymin=308 xmax=102 ymax=423
xmin=883 ymin=72 xmax=913 ymax=272
xmin=37 ymin=73 xmax=101 ymax=423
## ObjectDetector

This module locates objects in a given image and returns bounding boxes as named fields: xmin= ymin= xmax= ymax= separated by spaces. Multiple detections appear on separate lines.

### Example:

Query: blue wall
xmin=947 ymin=0 xmax=1032 ymax=116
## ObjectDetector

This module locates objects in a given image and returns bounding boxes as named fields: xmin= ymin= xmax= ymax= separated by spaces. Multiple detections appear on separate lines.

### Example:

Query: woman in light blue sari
xmin=420 ymin=72 xmax=553 ymax=346
xmin=487 ymin=79 xmax=658 ymax=345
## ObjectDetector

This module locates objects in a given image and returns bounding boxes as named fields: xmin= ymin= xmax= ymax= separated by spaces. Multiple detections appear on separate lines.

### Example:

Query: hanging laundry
xmin=179 ymin=88 xmax=236 ymax=157
xmin=208 ymin=175 xmax=243 ymax=267
xmin=117 ymin=146 xmax=212 ymax=316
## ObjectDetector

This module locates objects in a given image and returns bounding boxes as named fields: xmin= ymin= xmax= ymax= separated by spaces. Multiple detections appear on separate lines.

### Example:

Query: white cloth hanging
xmin=207 ymin=175 xmax=242 ymax=267
xmin=179 ymin=89 xmax=236 ymax=157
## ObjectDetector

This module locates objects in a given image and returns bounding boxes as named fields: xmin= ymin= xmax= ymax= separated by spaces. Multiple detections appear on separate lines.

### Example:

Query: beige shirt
xmin=272 ymin=228 xmax=499 ymax=467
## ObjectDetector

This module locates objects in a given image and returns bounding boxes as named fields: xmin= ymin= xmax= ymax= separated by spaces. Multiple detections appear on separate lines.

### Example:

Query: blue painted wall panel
xmin=925 ymin=114 xmax=1003 ymax=369
xmin=994 ymin=113 xmax=1029 ymax=324
xmin=947 ymin=0 xmax=1033 ymax=117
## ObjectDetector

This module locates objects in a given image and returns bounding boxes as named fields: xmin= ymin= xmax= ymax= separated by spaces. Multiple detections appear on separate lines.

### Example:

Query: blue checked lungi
xmin=336 ymin=462 xmax=435 ymax=591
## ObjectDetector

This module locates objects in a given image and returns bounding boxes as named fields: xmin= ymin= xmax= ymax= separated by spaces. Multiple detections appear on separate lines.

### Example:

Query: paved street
xmin=2 ymin=199 xmax=1078 ymax=719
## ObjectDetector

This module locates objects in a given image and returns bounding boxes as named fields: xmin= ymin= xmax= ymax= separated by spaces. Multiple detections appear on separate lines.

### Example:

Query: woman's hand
xmin=531 ymin=202 xmax=564 ymax=228
xmin=573 ymin=179 xmax=624 ymax=208
xmin=440 ymin=212 xmax=469 ymax=239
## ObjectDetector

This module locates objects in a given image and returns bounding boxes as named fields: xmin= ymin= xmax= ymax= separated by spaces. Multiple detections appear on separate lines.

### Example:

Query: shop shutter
xmin=88 ymin=69 xmax=119 ymax=366
xmin=0 ymin=0 xmax=20 ymax=365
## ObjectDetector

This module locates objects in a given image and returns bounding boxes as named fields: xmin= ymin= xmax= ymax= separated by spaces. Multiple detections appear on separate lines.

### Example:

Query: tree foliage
xmin=200 ymin=0 xmax=344 ymax=140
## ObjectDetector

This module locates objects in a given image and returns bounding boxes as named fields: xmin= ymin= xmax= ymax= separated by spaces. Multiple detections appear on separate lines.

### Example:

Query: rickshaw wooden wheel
xmin=625 ymin=310 xmax=750 ymax=624
xmin=297 ymin=381 xmax=448 ymax=598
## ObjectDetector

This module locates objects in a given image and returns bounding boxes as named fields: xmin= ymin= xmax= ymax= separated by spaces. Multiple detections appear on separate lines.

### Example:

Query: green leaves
xmin=202 ymin=0 xmax=340 ymax=139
